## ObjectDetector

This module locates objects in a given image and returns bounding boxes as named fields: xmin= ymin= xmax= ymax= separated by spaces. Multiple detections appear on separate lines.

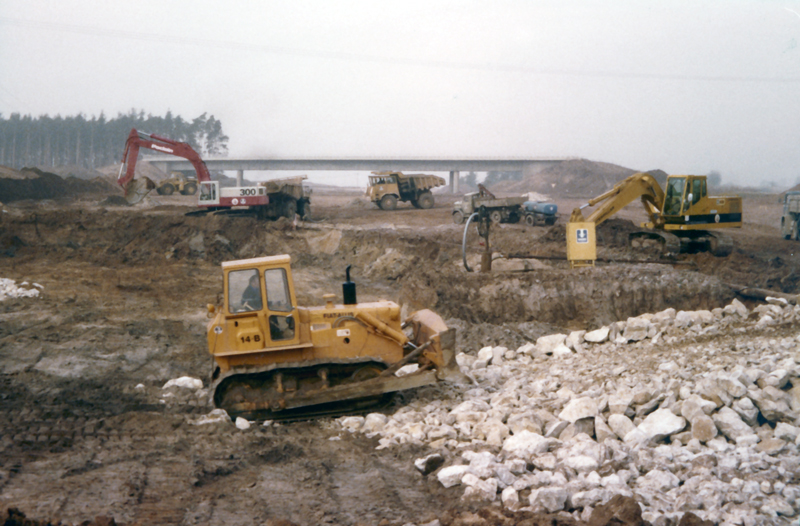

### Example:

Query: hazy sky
xmin=1 ymin=0 xmax=799 ymax=187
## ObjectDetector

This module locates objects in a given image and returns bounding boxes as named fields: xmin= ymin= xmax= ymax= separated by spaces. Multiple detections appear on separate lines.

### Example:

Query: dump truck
xmin=567 ymin=172 xmax=742 ymax=266
xmin=452 ymin=185 xmax=557 ymax=226
xmin=118 ymin=128 xmax=310 ymax=219
xmin=156 ymin=172 xmax=198 ymax=196
xmin=367 ymin=171 xmax=446 ymax=210
xmin=781 ymin=191 xmax=800 ymax=240
xmin=205 ymin=254 xmax=463 ymax=420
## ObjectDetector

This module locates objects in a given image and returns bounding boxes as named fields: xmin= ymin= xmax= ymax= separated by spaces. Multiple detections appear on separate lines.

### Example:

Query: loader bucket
xmin=124 ymin=177 xmax=156 ymax=205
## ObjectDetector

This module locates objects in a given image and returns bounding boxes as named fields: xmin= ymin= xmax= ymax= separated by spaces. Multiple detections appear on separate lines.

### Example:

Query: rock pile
xmin=0 ymin=278 xmax=42 ymax=301
xmin=336 ymin=298 xmax=800 ymax=525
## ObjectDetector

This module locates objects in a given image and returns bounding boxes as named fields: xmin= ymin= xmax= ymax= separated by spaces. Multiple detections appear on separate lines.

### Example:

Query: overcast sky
xmin=1 ymin=0 xmax=799 ymax=188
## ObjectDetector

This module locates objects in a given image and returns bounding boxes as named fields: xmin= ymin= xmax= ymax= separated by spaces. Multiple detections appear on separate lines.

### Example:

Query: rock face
xmin=336 ymin=298 xmax=800 ymax=525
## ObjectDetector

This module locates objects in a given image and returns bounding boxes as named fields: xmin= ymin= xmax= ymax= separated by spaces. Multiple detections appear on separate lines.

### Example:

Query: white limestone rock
xmin=638 ymin=408 xmax=686 ymax=441
xmin=774 ymin=422 xmax=800 ymax=442
xmin=566 ymin=330 xmax=586 ymax=351
xmin=163 ymin=376 xmax=204 ymax=390
xmin=529 ymin=487 xmax=568 ymax=512
xmin=723 ymin=298 xmax=748 ymax=317
xmin=558 ymin=397 xmax=599 ymax=423
xmin=584 ymin=327 xmax=610 ymax=343
xmin=623 ymin=316 xmax=652 ymax=342
xmin=501 ymin=430 xmax=551 ymax=460
xmin=363 ymin=413 xmax=388 ymax=434
xmin=235 ymin=417 xmax=251 ymax=430
xmin=535 ymin=334 xmax=567 ymax=356
xmin=501 ymin=486 xmax=520 ymax=510
xmin=690 ymin=415 xmax=718 ymax=443
xmin=732 ymin=397 xmax=759 ymax=426
xmin=751 ymin=386 xmax=795 ymax=422
xmin=608 ymin=414 xmax=637 ymax=440
xmin=437 ymin=465 xmax=470 ymax=488
xmin=713 ymin=407 xmax=755 ymax=441
xmin=461 ymin=474 xmax=498 ymax=501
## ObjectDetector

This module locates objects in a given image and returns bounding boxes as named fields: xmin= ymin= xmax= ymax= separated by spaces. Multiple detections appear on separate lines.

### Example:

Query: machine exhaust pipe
xmin=343 ymin=264 xmax=357 ymax=305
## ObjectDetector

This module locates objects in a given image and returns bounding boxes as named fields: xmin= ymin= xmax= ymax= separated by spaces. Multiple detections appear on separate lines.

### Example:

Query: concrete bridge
xmin=144 ymin=156 xmax=574 ymax=192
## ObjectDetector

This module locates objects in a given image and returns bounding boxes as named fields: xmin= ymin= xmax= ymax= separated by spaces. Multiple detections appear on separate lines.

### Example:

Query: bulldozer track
xmin=212 ymin=361 xmax=438 ymax=421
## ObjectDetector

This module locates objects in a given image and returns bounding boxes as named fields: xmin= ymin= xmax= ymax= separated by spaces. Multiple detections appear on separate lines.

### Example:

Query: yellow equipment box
xmin=567 ymin=222 xmax=596 ymax=268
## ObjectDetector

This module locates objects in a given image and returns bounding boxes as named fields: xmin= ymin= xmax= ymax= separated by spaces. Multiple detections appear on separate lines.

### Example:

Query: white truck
xmin=781 ymin=191 xmax=800 ymax=240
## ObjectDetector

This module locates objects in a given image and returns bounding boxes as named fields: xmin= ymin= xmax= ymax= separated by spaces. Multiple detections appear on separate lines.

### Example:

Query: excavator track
xmin=706 ymin=231 xmax=733 ymax=257
xmin=629 ymin=230 xmax=681 ymax=256
xmin=211 ymin=361 xmax=439 ymax=421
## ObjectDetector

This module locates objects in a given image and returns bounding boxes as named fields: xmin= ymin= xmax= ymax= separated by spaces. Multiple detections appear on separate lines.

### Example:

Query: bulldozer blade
xmin=124 ymin=177 xmax=156 ymax=205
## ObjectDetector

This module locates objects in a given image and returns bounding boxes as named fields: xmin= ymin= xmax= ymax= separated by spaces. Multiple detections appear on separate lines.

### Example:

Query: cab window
xmin=664 ymin=178 xmax=685 ymax=215
xmin=691 ymin=178 xmax=705 ymax=205
xmin=265 ymin=268 xmax=293 ymax=312
xmin=229 ymin=269 xmax=262 ymax=313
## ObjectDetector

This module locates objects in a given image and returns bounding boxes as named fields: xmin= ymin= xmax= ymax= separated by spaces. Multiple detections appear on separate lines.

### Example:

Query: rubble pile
xmin=337 ymin=298 xmax=800 ymax=525
xmin=0 ymin=278 xmax=42 ymax=301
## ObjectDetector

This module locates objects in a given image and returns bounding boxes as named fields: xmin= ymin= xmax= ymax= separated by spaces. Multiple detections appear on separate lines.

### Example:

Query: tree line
xmin=0 ymin=110 xmax=229 ymax=170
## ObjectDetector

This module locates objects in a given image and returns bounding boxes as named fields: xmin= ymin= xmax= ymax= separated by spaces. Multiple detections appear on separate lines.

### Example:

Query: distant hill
xmin=490 ymin=158 xmax=667 ymax=197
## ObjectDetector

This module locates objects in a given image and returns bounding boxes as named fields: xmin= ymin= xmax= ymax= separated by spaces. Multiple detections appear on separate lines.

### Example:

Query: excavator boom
xmin=569 ymin=172 xmax=665 ymax=227
xmin=117 ymin=128 xmax=213 ymax=204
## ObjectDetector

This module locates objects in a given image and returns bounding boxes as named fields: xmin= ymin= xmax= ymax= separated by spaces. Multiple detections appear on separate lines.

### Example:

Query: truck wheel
xmin=793 ymin=220 xmax=799 ymax=241
xmin=524 ymin=214 xmax=536 ymax=226
xmin=181 ymin=183 xmax=197 ymax=195
xmin=417 ymin=191 xmax=434 ymax=209
xmin=379 ymin=195 xmax=398 ymax=211
xmin=545 ymin=216 xmax=557 ymax=226
xmin=283 ymin=199 xmax=297 ymax=219
xmin=160 ymin=183 xmax=175 ymax=195
xmin=410 ymin=199 xmax=421 ymax=209
xmin=490 ymin=210 xmax=503 ymax=224
xmin=453 ymin=210 xmax=465 ymax=224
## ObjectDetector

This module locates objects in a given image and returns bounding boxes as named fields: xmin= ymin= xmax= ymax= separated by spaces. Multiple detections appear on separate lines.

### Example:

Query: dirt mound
xmin=0 ymin=167 xmax=119 ymax=202
xmin=490 ymin=159 xmax=670 ymax=198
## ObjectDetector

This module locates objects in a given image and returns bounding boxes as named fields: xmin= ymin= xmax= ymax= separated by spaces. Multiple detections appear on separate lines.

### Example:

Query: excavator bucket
xmin=123 ymin=177 xmax=156 ymax=205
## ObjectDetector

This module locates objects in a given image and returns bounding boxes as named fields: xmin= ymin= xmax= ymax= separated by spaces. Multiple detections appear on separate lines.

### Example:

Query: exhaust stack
xmin=343 ymin=265 xmax=357 ymax=305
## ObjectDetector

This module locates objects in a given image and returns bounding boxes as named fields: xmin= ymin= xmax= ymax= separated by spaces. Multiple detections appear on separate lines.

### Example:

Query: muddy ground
xmin=0 ymin=188 xmax=797 ymax=525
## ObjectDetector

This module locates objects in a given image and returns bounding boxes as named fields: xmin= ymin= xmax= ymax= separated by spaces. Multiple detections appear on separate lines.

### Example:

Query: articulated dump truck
xmin=206 ymin=254 xmax=464 ymax=420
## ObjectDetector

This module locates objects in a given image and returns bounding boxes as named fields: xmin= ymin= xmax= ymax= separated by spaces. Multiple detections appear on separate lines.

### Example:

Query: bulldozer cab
xmin=221 ymin=256 xmax=301 ymax=352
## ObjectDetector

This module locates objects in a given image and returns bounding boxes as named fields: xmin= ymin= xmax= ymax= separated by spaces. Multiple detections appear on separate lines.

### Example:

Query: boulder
xmin=559 ymin=397 xmax=599 ymax=423
xmin=437 ymin=465 xmax=470 ymax=488
xmin=501 ymin=430 xmax=551 ymax=459
xmin=530 ymin=487 xmax=568 ymax=512
xmin=713 ymin=407 xmax=755 ymax=441
xmin=535 ymin=334 xmax=567 ymax=356
xmin=637 ymin=408 xmax=686 ymax=441
xmin=584 ymin=327 xmax=610 ymax=343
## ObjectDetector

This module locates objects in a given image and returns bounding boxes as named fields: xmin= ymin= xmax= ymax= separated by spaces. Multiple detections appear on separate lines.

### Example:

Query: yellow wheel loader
xmin=206 ymin=255 xmax=463 ymax=420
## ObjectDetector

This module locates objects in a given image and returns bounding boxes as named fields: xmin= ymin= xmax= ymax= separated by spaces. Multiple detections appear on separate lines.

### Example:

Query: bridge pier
xmin=449 ymin=170 xmax=460 ymax=193
xmin=236 ymin=170 xmax=244 ymax=186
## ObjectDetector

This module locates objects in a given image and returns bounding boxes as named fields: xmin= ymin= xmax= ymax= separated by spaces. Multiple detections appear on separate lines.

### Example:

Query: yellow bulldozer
xmin=205 ymin=254 xmax=463 ymax=419
xmin=568 ymin=172 xmax=742 ymax=266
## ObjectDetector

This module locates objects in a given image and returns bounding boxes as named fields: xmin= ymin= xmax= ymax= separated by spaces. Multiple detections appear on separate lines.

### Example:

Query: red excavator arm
xmin=117 ymin=128 xmax=213 ymax=203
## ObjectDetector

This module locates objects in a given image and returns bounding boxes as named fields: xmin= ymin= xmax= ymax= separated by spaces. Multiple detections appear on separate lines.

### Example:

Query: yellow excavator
xmin=205 ymin=254 xmax=464 ymax=420
xmin=568 ymin=172 xmax=742 ymax=266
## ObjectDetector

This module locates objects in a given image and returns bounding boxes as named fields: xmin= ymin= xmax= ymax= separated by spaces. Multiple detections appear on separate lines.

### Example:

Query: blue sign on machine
xmin=576 ymin=228 xmax=589 ymax=244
